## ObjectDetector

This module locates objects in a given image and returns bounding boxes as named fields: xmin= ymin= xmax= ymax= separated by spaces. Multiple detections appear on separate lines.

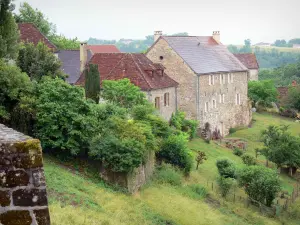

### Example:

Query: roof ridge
xmin=130 ymin=53 xmax=152 ymax=89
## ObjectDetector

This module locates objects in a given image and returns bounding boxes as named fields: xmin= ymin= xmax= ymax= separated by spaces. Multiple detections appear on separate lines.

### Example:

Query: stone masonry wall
xmin=144 ymin=86 xmax=177 ymax=121
xmin=147 ymin=39 xmax=198 ymax=119
xmin=248 ymin=69 xmax=258 ymax=81
xmin=198 ymin=72 xmax=251 ymax=136
xmin=0 ymin=124 xmax=50 ymax=225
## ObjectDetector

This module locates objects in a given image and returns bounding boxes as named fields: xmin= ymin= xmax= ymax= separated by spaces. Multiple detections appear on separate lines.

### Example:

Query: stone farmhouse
xmin=75 ymin=44 xmax=178 ymax=120
xmin=234 ymin=53 xmax=259 ymax=81
xmin=146 ymin=31 xmax=252 ymax=136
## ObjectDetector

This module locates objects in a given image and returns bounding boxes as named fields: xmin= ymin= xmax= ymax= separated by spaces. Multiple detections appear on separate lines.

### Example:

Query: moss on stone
xmin=13 ymin=139 xmax=41 ymax=154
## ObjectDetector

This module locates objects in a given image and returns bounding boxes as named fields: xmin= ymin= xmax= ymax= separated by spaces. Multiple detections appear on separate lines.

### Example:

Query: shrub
xmin=229 ymin=128 xmax=237 ymax=134
xmin=241 ymin=154 xmax=257 ymax=166
xmin=157 ymin=134 xmax=193 ymax=174
xmin=170 ymin=111 xmax=198 ymax=139
xmin=154 ymin=163 xmax=182 ymax=186
xmin=217 ymin=176 xmax=235 ymax=197
xmin=216 ymin=158 xmax=237 ymax=179
xmin=248 ymin=80 xmax=278 ymax=107
xmin=238 ymin=165 xmax=281 ymax=206
xmin=233 ymin=147 xmax=244 ymax=156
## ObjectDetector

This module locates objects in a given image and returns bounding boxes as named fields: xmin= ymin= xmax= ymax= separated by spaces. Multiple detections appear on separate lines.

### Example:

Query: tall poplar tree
xmin=85 ymin=64 xmax=100 ymax=103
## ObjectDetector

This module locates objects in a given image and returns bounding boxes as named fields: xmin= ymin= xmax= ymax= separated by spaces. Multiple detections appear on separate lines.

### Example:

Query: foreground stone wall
xmin=99 ymin=150 xmax=155 ymax=193
xmin=0 ymin=124 xmax=50 ymax=225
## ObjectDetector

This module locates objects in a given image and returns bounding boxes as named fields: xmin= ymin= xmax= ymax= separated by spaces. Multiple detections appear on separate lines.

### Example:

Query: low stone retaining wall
xmin=0 ymin=124 xmax=50 ymax=225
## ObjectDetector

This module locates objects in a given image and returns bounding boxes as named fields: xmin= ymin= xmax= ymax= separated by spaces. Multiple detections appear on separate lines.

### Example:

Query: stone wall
xmin=0 ymin=124 xmax=50 ymax=225
xmin=99 ymin=150 xmax=155 ymax=193
xmin=248 ymin=69 xmax=259 ymax=81
xmin=144 ymin=86 xmax=177 ymax=121
xmin=146 ymin=39 xmax=198 ymax=119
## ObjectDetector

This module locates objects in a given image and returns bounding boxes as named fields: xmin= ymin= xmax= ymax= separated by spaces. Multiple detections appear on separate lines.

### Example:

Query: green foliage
xmin=233 ymin=148 xmax=244 ymax=157
xmin=238 ymin=165 xmax=281 ymax=206
xmin=217 ymin=176 xmax=235 ymax=197
xmin=183 ymin=184 xmax=207 ymax=199
xmin=50 ymin=35 xmax=80 ymax=50
xmin=154 ymin=163 xmax=182 ymax=186
xmin=195 ymin=151 xmax=207 ymax=170
xmin=0 ymin=7 xmax=19 ymax=60
xmin=216 ymin=158 xmax=237 ymax=179
xmin=35 ymin=78 xmax=98 ymax=156
xmin=285 ymin=86 xmax=300 ymax=111
xmin=0 ymin=60 xmax=33 ymax=122
xmin=17 ymin=42 xmax=65 ymax=81
xmin=248 ymin=80 xmax=278 ymax=107
xmin=241 ymin=154 xmax=257 ymax=166
xmin=157 ymin=134 xmax=193 ymax=174
xmin=102 ymin=79 xmax=147 ymax=108
xmin=259 ymin=125 xmax=300 ymax=173
xmin=170 ymin=111 xmax=198 ymax=139
xmin=229 ymin=128 xmax=237 ymax=134
xmin=84 ymin=64 xmax=100 ymax=103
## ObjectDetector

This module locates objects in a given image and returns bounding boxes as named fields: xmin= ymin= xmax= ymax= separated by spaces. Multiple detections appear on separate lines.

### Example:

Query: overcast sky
xmin=14 ymin=0 xmax=300 ymax=45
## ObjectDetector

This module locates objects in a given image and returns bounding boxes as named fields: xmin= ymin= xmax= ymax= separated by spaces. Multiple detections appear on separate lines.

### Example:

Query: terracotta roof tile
xmin=18 ymin=23 xmax=57 ymax=51
xmin=75 ymin=53 xmax=178 ymax=91
xmin=233 ymin=53 xmax=259 ymax=69
xmin=87 ymin=45 xmax=120 ymax=54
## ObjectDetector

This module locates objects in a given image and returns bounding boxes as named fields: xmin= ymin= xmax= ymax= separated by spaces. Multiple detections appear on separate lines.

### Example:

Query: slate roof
xmin=18 ymin=23 xmax=57 ymax=51
xmin=87 ymin=45 xmax=120 ymax=54
xmin=233 ymin=53 xmax=259 ymax=69
xmin=75 ymin=53 xmax=178 ymax=91
xmin=57 ymin=50 xmax=93 ymax=84
xmin=158 ymin=36 xmax=247 ymax=75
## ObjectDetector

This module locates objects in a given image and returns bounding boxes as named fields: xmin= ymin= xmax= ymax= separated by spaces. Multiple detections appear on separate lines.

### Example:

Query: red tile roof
xmin=233 ymin=53 xmax=259 ymax=69
xmin=87 ymin=45 xmax=120 ymax=54
xmin=18 ymin=23 xmax=57 ymax=51
xmin=75 ymin=53 xmax=178 ymax=91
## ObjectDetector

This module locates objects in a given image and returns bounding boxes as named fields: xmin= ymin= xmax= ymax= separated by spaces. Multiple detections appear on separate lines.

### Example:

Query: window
xmin=212 ymin=99 xmax=216 ymax=108
xmin=222 ymin=74 xmax=225 ymax=84
xmin=231 ymin=73 xmax=234 ymax=83
xmin=205 ymin=102 xmax=209 ymax=112
xmin=212 ymin=75 xmax=215 ymax=85
xmin=219 ymin=94 xmax=222 ymax=103
xmin=164 ymin=93 xmax=169 ymax=106
xmin=222 ymin=94 xmax=225 ymax=103
xmin=155 ymin=97 xmax=160 ymax=109
xmin=236 ymin=94 xmax=241 ymax=105
xmin=159 ymin=56 xmax=164 ymax=60
xmin=227 ymin=74 xmax=230 ymax=84
xmin=209 ymin=75 xmax=211 ymax=85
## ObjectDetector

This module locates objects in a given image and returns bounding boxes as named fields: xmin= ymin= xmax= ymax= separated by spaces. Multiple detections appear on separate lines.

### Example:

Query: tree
xmin=238 ymin=165 xmax=281 ymax=206
xmin=217 ymin=176 xmax=235 ymax=198
xmin=196 ymin=151 xmax=207 ymax=170
xmin=85 ymin=64 xmax=100 ymax=103
xmin=285 ymin=85 xmax=300 ymax=111
xmin=216 ymin=158 xmax=236 ymax=179
xmin=0 ymin=0 xmax=19 ymax=60
xmin=0 ymin=60 xmax=33 ymax=122
xmin=50 ymin=35 xmax=80 ymax=50
xmin=239 ymin=39 xmax=252 ymax=53
xmin=102 ymin=78 xmax=147 ymax=108
xmin=14 ymin=2 xmax=56 ymax=37
xmin=17 ymin=42 xmax=65 ymax=81
xmin=248 ymin=80 xmax=278 ymax=107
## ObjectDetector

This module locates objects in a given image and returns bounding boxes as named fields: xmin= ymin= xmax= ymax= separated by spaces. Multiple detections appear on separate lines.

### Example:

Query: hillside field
xmin=45 ymin=113 xmax=300 ymax=225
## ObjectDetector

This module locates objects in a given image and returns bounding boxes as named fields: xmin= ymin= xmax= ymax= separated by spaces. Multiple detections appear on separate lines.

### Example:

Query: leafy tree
xmin=157 ymin=134 xmax=193 ymax=174
xmin=284 ymin=85 xmax=300 ymax=111
xmin=50 ymin=34 xmax=80 ymax=50
xmin=239 ymin=39 xmax=252 ymax=53
xmin=0 ymin=60 xmax=33 ymax=122
xmin=216 ymin=158 xmax=237 ymax=179
xmin=14 ymin=2 xmax=56 ymax=37
xmin=35 ymin=78 xmax=99 ymax=156
xmin=85 ymin=64 xmax=100 ymax=103
xmin=102 ymin=78 xmax=147 ymax=108
xmin=241 ymin=154 xmax=257 ymax=166
xmin=248 ymin=80 xmax=278 ymax=107
xmin=196 ymin=151 xmax=207 ymax=170
xmin=0 ymin=1 xmax=19 ymax=60
xmin=217 ymin=176 xmax=235 ymax=197
xmin=170 ymin=111 xmax=198 ymax=139
xmin=17 ymin=42 xmax=65 ymax=81
xmin=238 ymin=165 xmax=281 ymax=206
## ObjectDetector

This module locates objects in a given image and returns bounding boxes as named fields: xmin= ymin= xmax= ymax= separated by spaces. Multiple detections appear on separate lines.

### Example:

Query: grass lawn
xmin=45 ymin=112 xmax=300 ymax=225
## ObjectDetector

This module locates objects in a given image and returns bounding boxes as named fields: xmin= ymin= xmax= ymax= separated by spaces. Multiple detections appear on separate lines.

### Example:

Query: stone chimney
xmin=154 ymin=31 xmax=162 ymax=42
xmin=80 ymin=42 xmax=88 ymax=72
xmin=212 ymin=31 xmax=220 ymax=43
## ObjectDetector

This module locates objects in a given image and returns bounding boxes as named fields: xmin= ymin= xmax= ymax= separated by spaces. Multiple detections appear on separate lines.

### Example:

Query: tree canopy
xmin=85 ymin=64 xmax=100 ymax=103
xmin=248 ymin=80 xmax=278 ymax=107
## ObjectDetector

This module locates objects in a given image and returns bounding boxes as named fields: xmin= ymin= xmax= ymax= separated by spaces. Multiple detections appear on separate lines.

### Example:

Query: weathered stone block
xmin=0 ymin=156 xmax=11 ymax=167
xmin=0 ymin=190 xmax=10 ymax=206
xmin=12 ymin=154 xmax=43 ymax=169
xmin=4 ymin=170 xmax=30 ymax=188
xmin=34 ymin=208 xmax=51 ymax=225
xmin=32 ymin=169 xmax=46 ymax=187
xmin=13 ymin=189 xmax=48 ymax=206
xmin=13 ymin=139 xmax=42 ymax=154
xmin=0 ymin=210 xmax=32 ymax=225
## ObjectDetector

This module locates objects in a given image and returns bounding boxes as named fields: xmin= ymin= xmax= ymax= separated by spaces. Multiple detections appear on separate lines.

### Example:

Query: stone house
xmin=234 ymin=53 xmax=259 ymax=81
xmin=75 ymin=46 xmax=178 ymax=121
xmin=146 ymin=31 xmax=252 ymax=136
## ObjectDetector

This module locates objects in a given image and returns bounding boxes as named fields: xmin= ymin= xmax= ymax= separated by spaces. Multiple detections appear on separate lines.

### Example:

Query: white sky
xmin=14 ymin=0 xmax=300 ymax=45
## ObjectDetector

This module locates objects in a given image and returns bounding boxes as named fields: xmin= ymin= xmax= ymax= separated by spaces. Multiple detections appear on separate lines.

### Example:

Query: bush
xmin=229 ymin=128 xmax=237 ymax=134
xmin=217 ymin=176 xmax=235 ymax=197
xmin=248 ymin=80 xmax=278 ymax=107
xmin=170 ymin=111 xmax=198 ymax=139
xmin=241 ymin=154 xmax=257 ymax=166
xmin=216 ymin=158 xmax=237 ymax=179
xmin=233 ymin=148 xmax=244 ymax=157
xmin=238 ymin=166 xmax=281 ymax=206
xmin=157 ymin=134 xmax=193 ymax=174
xmin=154 ymin=163 xmax=182 ymax=186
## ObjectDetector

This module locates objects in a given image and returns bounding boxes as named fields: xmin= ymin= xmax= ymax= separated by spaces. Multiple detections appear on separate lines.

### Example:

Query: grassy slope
xmin=45 ymin=112 xmax=300 ymax=225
